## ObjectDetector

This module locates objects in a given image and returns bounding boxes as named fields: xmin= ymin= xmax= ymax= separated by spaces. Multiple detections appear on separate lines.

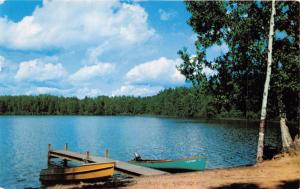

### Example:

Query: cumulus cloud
xmin=15 ymin=59 xmax=67 ymax=81
xmin=75 ymin=87 xmax=103 ymax=99
xmin=158 ymin=9 xmax=176 ymax=21
xmin=21 ymin=86 xmax=103 ymax=99
xmin=0 ymin=0 xmax=5 ymax=5
xmin=125 ymin=57 xmax=185 ymax=86
xmin=35 ymin=87 xmax=61 ymax=94
xmin=0 ymin=0 xmax=155 ymax=50
xmin=86 ymin=43 xmax=111 ymax=64
xmin=112 ymin=84 xmax=163 ymax=97
xmin=69 ymin=63 xmax=115 ymax=82
xmin=0 ymin=56 xmax=5 ymax=72
xmin=26 ymin=87 xmax=64 ymax=96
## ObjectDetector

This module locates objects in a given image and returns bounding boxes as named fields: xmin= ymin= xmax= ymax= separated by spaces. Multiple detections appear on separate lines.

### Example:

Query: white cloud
xmin=125 ymin=57 xmax=185 ymax=86
xmin=86 ymin=43 xmax=110 ymax=64
xmin=0 ymin=0 xmax=5 ymax=5
xmin=202 ymin=66 xmax=217 ymax=77
xmin=0 ymin=0 xmax=155 ymax=50
xmin=15 ymin=59 xmax=67 ymax=81
xmin=26 ymin=87 xmax=64 ymax=95
xmin=0 ymin=56 xmax=5 ymax=72
xmin=75 ymin=87 xmax=103 ymax=99
xmin=0 ymin=1 xmax=191 ymax=98
xmin=21 ymin=86 xmax=104 ymax=99
xmin=158 ymin=9 xmax=176 ymax=21
xmin=35 ymin=87 xmax=60 ymax=94
xmin=112 ymin=84 xmax=163 ymax=97
xmin=24 ymin=86 xmax=104 ymax=99
xmin=205 ymin=43 xmax=229 ymax=62
xmin=69 ymin=63 xmax=115 ymax=82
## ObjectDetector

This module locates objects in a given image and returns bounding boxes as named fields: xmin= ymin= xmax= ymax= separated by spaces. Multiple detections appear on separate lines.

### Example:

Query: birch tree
xmin=256 ymin=0 xmax=276 ymax=162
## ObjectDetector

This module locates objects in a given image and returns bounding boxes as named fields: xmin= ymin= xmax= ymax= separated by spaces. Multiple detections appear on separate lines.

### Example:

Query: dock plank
xmin=50 ymin=150 xmax=168 ymax=176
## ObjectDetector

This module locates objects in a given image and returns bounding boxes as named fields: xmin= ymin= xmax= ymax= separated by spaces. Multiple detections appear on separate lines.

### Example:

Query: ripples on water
xmin=0 ymin=116 xmax=281 ymax=188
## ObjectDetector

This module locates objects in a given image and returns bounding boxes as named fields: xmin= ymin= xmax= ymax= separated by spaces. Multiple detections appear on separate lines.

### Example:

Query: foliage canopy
xmin=177 ymin=1 xmax=299 ymax=121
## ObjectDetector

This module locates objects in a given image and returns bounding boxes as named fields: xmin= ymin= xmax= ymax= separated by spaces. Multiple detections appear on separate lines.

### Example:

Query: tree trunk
xmin=280 ymin=114 xmax=292 ymax=151
xmin=256 ymin=0 xmax=276 ymax=163
xmin=277 ymin=93 xmax=293 ymax=151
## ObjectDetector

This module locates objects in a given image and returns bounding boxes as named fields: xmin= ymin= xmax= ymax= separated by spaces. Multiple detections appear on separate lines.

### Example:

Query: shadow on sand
xmin=211 ymin=179 xmax=300 ymax=189
xmin=69 ymin=179 xmax=135 ymax=189
xmin=277 ymin=179 xmax=300 ymax=189
xmin=38 ymin=176 xmax=135 ymax=189
xmin=211 ymin=183 xmax=265 ymax=189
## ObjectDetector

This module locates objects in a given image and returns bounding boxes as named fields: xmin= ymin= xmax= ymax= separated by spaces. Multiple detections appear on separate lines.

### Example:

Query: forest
xmin=0 ymin=87 xmax=223 ymax=118
xmin=0 ymin=84 xmax=297 ymax=122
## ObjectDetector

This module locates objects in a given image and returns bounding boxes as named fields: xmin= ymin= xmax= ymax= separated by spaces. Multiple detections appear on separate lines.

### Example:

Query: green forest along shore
xmin=0 ymin=86 xmax=298 ymax=123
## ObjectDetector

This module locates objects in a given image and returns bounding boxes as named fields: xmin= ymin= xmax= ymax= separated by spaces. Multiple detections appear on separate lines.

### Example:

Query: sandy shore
xmin=47 ymin=151 xmax=300 ymax=189
xmin=125 ymin=152 xmax=300 ymax=189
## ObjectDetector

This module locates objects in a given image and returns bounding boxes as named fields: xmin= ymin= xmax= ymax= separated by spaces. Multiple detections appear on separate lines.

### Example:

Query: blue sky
xmin=0 ymin=0 xmax=227 ymax=98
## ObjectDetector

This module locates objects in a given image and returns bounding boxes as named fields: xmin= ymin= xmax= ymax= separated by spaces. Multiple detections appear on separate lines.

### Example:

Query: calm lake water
xmin=0 ymin=116 xmax=281 ymax=188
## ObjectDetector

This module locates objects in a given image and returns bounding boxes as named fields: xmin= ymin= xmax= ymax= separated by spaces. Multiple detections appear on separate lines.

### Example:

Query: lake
xmin=0 ymin=116 xmax=281 ymax=188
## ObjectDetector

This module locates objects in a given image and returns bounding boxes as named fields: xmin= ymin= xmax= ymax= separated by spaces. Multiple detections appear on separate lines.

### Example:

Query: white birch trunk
xmin=256 ymin=0 xmax=276 ymax=163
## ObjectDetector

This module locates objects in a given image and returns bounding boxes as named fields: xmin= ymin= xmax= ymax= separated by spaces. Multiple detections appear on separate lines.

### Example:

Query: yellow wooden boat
xmin=40 ymin=162 xmax=115 ymax=185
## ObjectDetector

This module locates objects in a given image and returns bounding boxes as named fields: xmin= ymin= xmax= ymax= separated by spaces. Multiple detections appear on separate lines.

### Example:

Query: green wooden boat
xmin=129 ymin=154 xmax=207 ymax=173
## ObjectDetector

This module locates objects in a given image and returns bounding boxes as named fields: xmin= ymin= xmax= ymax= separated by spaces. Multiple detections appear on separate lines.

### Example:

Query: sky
xmin=0 ymin=0 xmax=228 ymax=98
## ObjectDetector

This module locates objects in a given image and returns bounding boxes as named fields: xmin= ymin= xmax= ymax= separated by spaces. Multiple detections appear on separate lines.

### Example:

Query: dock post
xmin=64 ymin=143 xmax=68 ymax=151
xmin=63 ymin=143 xmax=68 ymax=166
xmin=48 ymin=144 xmax=51 ymax=165
xmin=85 ymin=151 xmax=90 ymax=163
xmin=104 ymin=149 xmax=109 ymax=158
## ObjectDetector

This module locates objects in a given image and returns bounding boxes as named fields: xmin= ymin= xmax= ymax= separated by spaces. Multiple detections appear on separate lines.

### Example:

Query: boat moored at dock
xmin=40 ymin=162 xmax=115 ymax=185
xmin=129 ymin=154 xmax=207 ymax=173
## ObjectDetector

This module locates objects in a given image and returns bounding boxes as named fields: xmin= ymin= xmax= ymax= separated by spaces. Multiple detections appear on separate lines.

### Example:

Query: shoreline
xmin=47 ymin=151 xmax=300 ymax=189
xmin=0 ymin=114 xmax=297 ymax=125
xmin=127 ymin=152 xmax=300 ymax=189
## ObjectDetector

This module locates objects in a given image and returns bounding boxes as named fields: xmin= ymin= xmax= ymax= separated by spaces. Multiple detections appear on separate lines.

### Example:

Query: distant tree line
xmin=0 ymin=86 xmax=297 ymax=121
xmin=0 ymin=87 xmax=212 ymax=118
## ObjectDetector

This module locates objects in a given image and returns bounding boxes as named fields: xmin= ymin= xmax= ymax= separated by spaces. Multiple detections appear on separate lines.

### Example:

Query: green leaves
xmin=177 ymin=48 xmax=207 ymax=86
xmin=178 ymin=1 xmax=299 ymax=120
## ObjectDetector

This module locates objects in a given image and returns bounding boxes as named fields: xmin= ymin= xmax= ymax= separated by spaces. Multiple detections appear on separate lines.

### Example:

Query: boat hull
xmin=40 ymin=162 xmax=115 ymax=185
xmin=129 ymin=156 xmax=207 ymax=172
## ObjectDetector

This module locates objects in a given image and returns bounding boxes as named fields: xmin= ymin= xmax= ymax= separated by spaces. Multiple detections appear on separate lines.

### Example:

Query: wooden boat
xmin=40 ymin=162 xmax=115 ymax=185
xmin=129 ymin=154 xmax=207 ymax=173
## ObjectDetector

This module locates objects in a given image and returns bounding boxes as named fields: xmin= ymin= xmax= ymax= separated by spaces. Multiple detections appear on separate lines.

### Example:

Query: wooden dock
xmin=48 ymin=144 xmax=168 ymax=177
